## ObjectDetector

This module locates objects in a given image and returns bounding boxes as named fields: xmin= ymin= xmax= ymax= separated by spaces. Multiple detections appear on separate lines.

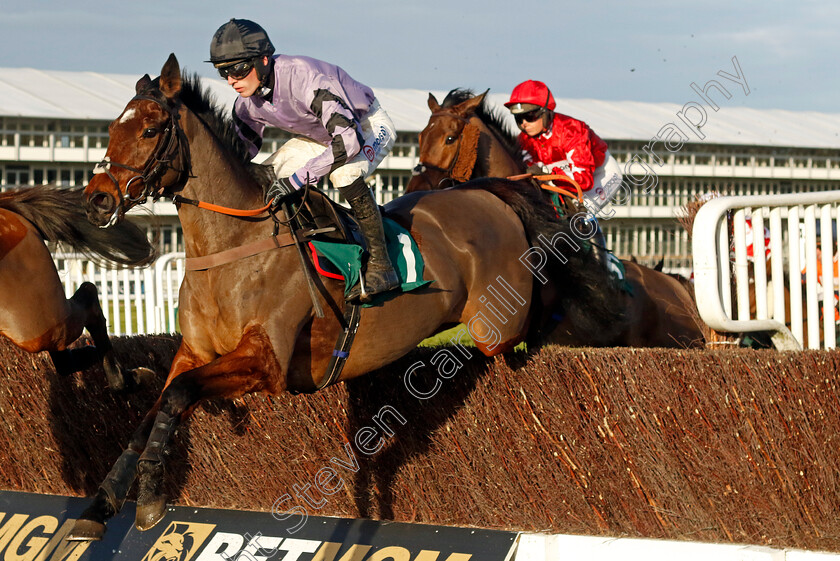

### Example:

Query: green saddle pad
xmin=605 ymin=251 xmax=633 ymax=295
xmin=310 ymin=217 xmax=433 ymax=306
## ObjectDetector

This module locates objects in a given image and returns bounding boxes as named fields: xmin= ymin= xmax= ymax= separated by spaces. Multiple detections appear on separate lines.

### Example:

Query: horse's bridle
xmin=93 ymin=93 xmax=192 ymax=214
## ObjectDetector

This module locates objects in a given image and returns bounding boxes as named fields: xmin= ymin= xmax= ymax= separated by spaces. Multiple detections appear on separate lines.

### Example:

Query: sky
xmin=1 ymin=0 xmax=836 ymax=113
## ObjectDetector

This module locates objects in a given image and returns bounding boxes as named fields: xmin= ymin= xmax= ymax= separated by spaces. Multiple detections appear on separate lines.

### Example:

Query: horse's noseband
xmin=93 ymin=94 xmax=192 ymax=210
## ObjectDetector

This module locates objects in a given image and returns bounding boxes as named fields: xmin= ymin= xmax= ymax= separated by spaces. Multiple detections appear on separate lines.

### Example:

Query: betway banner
xmin=0 ymin=490 xmax=518 ymax=561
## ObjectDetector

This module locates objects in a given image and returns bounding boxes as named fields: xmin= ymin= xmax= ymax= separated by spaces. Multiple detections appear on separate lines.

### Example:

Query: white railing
xmin=693 ymin=191 xmax=840 ymax=350
xmin=514 ymin=533 xmax=840 ymax=561
xmin=54 ymin=252 xmax=185 ymax=336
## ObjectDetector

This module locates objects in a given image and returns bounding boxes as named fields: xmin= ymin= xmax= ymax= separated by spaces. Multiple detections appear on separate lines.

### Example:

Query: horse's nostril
xmin=89 ymin=192 xmax=116 ymax=214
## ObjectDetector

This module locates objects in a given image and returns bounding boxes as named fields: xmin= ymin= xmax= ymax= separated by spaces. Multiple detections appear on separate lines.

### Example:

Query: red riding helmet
xmin=504 ymin=80 xmax=556 ymax=114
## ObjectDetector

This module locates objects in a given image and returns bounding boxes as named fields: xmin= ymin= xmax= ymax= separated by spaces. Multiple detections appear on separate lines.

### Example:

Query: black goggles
xmin=217 ymin=60 xmax=255 ymax=80
xmin=514 ymin=109 xmax=544 ymax=125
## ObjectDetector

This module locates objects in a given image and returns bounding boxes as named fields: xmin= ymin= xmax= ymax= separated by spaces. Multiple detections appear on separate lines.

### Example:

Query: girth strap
xmin=286 ymin=301 xmax=362 ymax=396
xmin=316 ymin=301 xmax=362 ymax=392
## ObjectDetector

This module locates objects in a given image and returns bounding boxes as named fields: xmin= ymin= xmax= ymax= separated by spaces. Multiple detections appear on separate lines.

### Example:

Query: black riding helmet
xmin=208 ymin=19 xmax=275 ymax=83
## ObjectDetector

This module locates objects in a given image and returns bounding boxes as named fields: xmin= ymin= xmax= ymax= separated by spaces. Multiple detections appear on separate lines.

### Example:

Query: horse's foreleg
xmin=135 ymin=330 xmax=282 ymax=531
xmin=71 ymin=282 xmax=128 ymax=390
xmin=67 ymin=405 xmax=161 ymax=541
xmin=58 ymin=282 xmax=153 ymax=390
xmin=47 ymin=282 xmax=124 ymax=388
xmin=69 ymin=339 xmax=214 ymax=541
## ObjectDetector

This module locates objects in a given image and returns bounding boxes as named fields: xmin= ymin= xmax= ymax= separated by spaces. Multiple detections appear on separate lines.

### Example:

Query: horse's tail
xmin=0 ymin=185 xmax=156 ymax=266
xmin=455 ymin=178 xmax=629 ymax=344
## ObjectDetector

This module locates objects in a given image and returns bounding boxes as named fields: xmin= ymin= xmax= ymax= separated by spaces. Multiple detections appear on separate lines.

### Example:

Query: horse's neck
xmin=473 ymin=118 xmax=522 ymax=178
xmin=177 ymin=111 xmax=277 ymax=257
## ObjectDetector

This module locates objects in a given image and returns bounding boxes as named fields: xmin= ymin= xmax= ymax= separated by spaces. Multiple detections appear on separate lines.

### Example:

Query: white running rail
xmin=693 ymin=191 xmax=840 ymax=350
xmin=54 ymin=252 xmax=185 ymax=336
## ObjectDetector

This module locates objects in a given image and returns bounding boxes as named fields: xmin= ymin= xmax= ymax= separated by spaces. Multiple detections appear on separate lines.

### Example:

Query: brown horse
xmin=71 ymin=54 xmax=592 ymax=539
xmin=406 ymin=88 xmax=706 ymax=349
xmin=0 ymin=185 xmax=155 ymax=389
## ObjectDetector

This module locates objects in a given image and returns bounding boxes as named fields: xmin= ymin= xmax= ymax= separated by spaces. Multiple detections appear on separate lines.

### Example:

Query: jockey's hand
xmin=526 ymin=163 xmax=546 ymax=176
xmin=265 ymin=177 xmax=299 ymax=210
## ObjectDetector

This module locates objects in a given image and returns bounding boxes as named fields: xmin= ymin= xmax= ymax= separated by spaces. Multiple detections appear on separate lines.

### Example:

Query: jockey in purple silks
xmin=208 ymin=18 xmax=399 ymax=302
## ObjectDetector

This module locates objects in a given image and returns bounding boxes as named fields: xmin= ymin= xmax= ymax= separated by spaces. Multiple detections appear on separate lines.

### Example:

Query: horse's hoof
xmin=102 ymin=356 xmax=126 ymax=392
xmin=130 ymin=367 xmax=156 ymax=387
xmin=136 ymin=459 xmax=166 ymax=531
xmin=135 ymin=499 xmax=167 ymax=531
xmin=66 ymin=518 xmax=106 ymax=541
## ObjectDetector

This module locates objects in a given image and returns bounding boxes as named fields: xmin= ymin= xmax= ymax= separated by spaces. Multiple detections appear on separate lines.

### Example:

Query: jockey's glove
xmin=265 ymin=176 xmax=299 ymax=210
xmin=526 ymin=163 xmax=547 ymax=175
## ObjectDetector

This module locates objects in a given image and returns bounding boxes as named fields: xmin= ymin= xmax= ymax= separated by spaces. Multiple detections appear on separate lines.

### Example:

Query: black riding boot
xmin=589 ymin=222 xmax=610 ymax=272
xmin=341 ymin=179 xmax=400 ymax=302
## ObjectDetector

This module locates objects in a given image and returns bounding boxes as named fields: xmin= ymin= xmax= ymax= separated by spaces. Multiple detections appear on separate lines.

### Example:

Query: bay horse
xmin=71 ymin=54 xmax=586 ymax=539
xmin=406 ymin=88 xmax=705 ymax=349
xmin=0 ymin=185 xmax=155 ymax=389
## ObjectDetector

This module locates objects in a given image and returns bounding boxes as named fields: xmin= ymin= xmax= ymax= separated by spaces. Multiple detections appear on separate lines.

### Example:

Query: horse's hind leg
xmin=78 ymin=282 xmax=129 ymax=389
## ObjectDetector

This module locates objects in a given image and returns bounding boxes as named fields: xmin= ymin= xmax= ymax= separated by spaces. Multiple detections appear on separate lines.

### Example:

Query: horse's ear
xmin=135 ymin=74 xmax=152 ymax=94
xmin=159 ymin=53 xmax=182 ymax=99
xmin=427 ymin=93 xmax=441 ymax=113
xmin=456 ymin=89 xmax=489 ymax=117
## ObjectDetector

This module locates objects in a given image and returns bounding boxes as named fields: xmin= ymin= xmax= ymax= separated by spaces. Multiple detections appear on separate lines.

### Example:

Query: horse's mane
xmin=139 ymin=73 xmax=269 ymax=190
xmin=177 ymin=73 xmax=252 ymax=164
xmin=141 ymin=73 xmax=252 ymax=166
xmin=441 ymin=88 xmax=522 ymax=167
xmin=454 ymin=178 xmax=629 ymax=344
xmin=0 ymin=185 xmax=156 ymax=266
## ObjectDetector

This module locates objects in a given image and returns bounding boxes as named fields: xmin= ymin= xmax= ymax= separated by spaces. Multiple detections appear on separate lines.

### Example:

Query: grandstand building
xmin=2 ymin=67 xmax=839 ymax=274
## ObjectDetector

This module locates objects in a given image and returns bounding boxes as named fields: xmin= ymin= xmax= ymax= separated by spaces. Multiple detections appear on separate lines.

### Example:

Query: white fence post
xmin=693 ymin=190 xmax=840 ymax=350
xmin=51 ymin=252 xmax=186 ymax=336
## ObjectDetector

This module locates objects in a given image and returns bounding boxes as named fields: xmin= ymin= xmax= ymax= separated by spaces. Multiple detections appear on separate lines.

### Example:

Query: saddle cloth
xmin=310 ymin=217 xmax=432 ymax=306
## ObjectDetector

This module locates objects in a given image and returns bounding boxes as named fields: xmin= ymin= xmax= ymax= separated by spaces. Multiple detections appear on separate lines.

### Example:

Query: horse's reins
xmin=507 ymin=173 xmax=585 ymax=203
xmin=173 ymin=195 xmax=271 ymax=217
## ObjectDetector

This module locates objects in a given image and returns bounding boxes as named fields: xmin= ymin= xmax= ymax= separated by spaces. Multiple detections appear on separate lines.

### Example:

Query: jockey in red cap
xmin=506 ymin=80 xmax=623 ymax=266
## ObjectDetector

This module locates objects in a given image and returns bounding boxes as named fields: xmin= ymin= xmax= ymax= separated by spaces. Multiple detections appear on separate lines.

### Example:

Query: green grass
xmin=102 ymin=302 xmax=179 ymax=335
xmin=419 ymin=323 xmax=526 ymax=351
xmin=419 ymin=324 xmax=475 ymax=348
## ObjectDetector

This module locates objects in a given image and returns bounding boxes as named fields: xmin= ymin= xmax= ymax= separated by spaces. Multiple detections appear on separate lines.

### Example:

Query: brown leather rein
xmin=507 ymin=173 xmax=585 ymax=203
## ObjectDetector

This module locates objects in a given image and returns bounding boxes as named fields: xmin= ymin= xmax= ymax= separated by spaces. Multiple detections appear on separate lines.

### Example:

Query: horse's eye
xmin=142 ymin=128 xmax=158 ymax=139
xmin=445 ymin=135 xmax=456 ymax=144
